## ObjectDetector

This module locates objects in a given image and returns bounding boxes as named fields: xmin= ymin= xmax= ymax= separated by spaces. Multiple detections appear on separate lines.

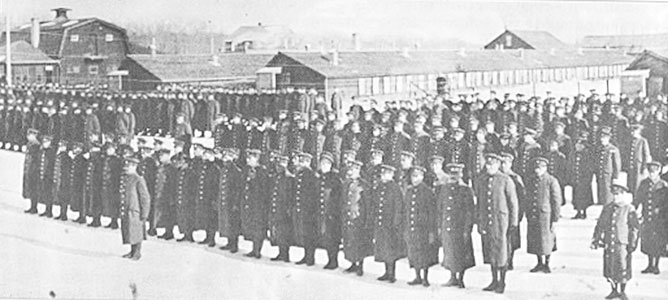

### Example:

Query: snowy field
xmin=0 ymin=150 xmax=666 ymax=300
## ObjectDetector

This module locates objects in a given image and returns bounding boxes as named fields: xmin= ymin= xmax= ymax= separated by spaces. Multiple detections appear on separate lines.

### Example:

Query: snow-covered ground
xmin=0 ymin=150 xmax=666 ymax=300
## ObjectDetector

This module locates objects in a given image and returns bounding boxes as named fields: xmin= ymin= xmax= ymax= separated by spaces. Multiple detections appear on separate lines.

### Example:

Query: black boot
xmin=377 ymin=263 xmax=391 ymax=281
xmin=198 ymin=231 xmax=211 ymax=245
xmin=131 ymin=243 xmax=142 ymax=260
xmin=387 ymin=261 xmax=396 ymax=283
xmin=653 ymin=257 xmax=661 ymax=274
xmin=356 ymin=260 xmax=364 ymax=276
xmin=245 ymin=240 xmax=262 ymax=258
xmin=75 ymin=214 xmax=87 ymax=224
xmin=207 ymin=230 xmax=216 ymax=247
xmin=422 ymin=268 xmax=430 ymax=287
xmin=457 ymin=271 xmax=466 ymax=289
xmin=305 ymin=247 xmax=315 ymax=266
xmin=88 ymin=216 xmax=101 ymax=228
xmin=582 ymin=209 xmax=587 ymax=219
xmin=39 ymin=205 xmax=53 ymax=217
xmin=483 ymin=267 xmax=498 ymax=291
xmin=641 ymin=256 xmax=654 ymax=273
xmin=220 ymin=236 xmax=238 ymax=253
xmin=177 ymin=232 xmax=194 ymax=243
xmin=272 ymin=245 xmax=290 ymax=262
xmin=56 ymin=205 xmax=68 ymax=220
xmin=507 ymin=251 xmax=515 ymax=271
xmin=25 ymin=200 xmax=38 ymax=214
xmin=123 ymin=244 xmax=135 ymax=258
xmin=159 ymin=226 xmax=174 ymax=240
xmin=543 ymin=255 xmax=552 ymax=273
xmin=323 ymin=248 xmax=338 ymax=270
xmin=408 ymin=269 xmax=422 ymax=286
xmin=443 ymin=272 xmax=459 ymax=287
xmin=495 ymin=267 xmax=507 ymax=294
xmin=344 ymin=263 xmax=358 ymax=273
xmin=530 ymin=255 xmax=544 ymax=273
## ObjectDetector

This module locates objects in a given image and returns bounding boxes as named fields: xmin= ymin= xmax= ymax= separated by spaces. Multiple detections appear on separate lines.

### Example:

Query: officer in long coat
xmin=595 ymin=127 xmax=622 ymax=205
xmin=101 ymin=142 xmax=123 ymax=229
xmin=217 ymin=148 xmax=243 ymax=253
xmin=571 ymin=132 xmax=594 ymax=219
xmin=173 ymin=153 xmax=195 ymax=242
xmin=633 ymin=161 xmax=668 ymax=275
xmin=500 ymin=152 xmax=525 ymax=270
xmin=137 ymin=146 xmax=159 ymax=236
xmin=384 ymin=120 xmax=411 ymax=168
xmin=119 ymin=157 xmax=151 ymax=261
xmin=402 ymin=166 xmax=438 ymax=287
xmin=591 ymin=178 xmax=639 ymax=300
xmin=624 ymin=124 xmax=651 ymax=194
xmin=23 ymin=128 xmax=41 ymax=214
xmin=526 ymin=157 xmax=562 ymax=273
xmin=372 ymin=164 xmax=405 ymax=283
xmin=438 ymin=163 xmax=475 ymax=288
xmin=341 ymin=160 xmax=373 ymax=276
xmin=85 ymin=143 xmax=104 ymax=227
xmin=52 ymin=140 xmax=69 ymax=220
xmin=267 ymin=154 xmax=294 ymax=262
xmin=515 ymin=128 xmax=542 ymax=181
xmin=192 ymin=148 xmax=220 ymax=247
xmin=313 ymin=152 xmax=343 ymax=269
xmin=474 ymin=153 xmax=518 ymax=294
xmin=292 ymin=152 xmax=319 ymax=266
xmin=445 ymin=128 xmax=471 ymax=182
xmin=240 ymin=149 xmax=269 ymax=258
xmin=36 ymin=135 xmax=56 ymax=217
xmin=153 ymin=149 xmax=174 ymax=238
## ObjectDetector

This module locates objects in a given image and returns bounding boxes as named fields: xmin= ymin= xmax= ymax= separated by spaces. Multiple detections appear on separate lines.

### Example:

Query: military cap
xmin=370 ymin=148 xmax=384 ymax=156
xmin=269 ymin=149 xmax=282 ymax=158
xmin=191 ymin=143 xmax=204 ymax=150
xmin=139 ymin=143 xmax=153 ymax=150
xmin=124 ymin=157 xmax=141 ymax=165
xmin=278 ymin=109 xmax=289 ymax=116
xmin=534 ymin=157 xmax=549 ymax=166
xmin=275 ymin=154 xmax=289 ymax=162
xmin=58 ymin=140 xmax=69 ymax=148
xmin=137 ymin=137 xmax=148 ymax=145
xmin=484 ymin=153 xmax=502 ymax=162
xmin=313 ymin=118 xmax=326 ymax=126
xmin=320 ymin=151 xmax=335 ymax=163
xmin=523 ymin=128 xmax=537 ymax=136
xmin=41 ymin=134 xmax=53 ymax=141
xmin=26 ymin=128 xmax=39 ymax=135
xmin=553 ymin=121 xmax=566 ymax=129
xmin=429 ymin=155 xmax=444 ymax=163
xmin=577 ymin=131 xmax=589 ymax=141
xmin=646 ymin=161 xmax=662 ymax=169
xmin=611 ymin=177 xmax=629 ymax=192
xmin=246 ymin=148 xmax=262 ymax=156
xmin=71 ymin=142 xmax=84 ymax=150
xmin=380 ymin=164 xmax=396 ymax=173
xmin=445 ymin=163 xmax=465 ymax=173
xmin=630 ymin=124 xmax=644 ymax=131
xmin=349 ymin=160 xmax=364 ymax=168
xmin=297 ymin=152 xmax=313 ymax=161
xmin=499 ymin=132 xmax=511 ymax=139
xmin=453 ymin=128 xmax=465 ymax=135
xmin=410 ymin=165 xmax=427 ymax=174
xmin=343 ymin=149 xmax=357 ymax=156
xmin=157 ymin=148 xmax=172 ymax=156
xmin=500 ymin=152 xmax=515 ymax=161
xmin=599 ymin=126 xmax=612 ymax=136
xmin=103 ymin=141 xmax=117 ymax=149
xmin=431 ymin=126 xmax=445 ymax=134
xmin=400 ymin=151 xmax=416 ymax=159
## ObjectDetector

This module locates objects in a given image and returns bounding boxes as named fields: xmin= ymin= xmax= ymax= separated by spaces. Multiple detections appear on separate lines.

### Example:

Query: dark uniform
xmin=438 ymin=180 xmax=476 ymax=274
xmin=101 ymin=151 xmax=123 ymax=228
xmin=525 ymin=165 xmax=562 ymax=267
xmin=217 ymin=159 xmax=243 ymax=252
xmin=240 ymin=161 xmax=269 ymax=257
xmin=402 ymin=180 xmax=438 ymax=271
xmin=341 ymin=173 xmax=373 ymax=272
xmin=267 ymin=162 xmax=294 ymax=261
xmin=371 ymin=170 xmax=405 ymax=282
xmin=314 ymin=169 xmax=343 ymax=268
xmin=594 ymin=141 xmax=621 ymax=205
xmin=633 ymin=176 xmax=668 ymax=263
xmin=119 ymin=164 xmax=151 ymax=260
xmin=571 ymin=139 xmax=594 ymax=215
xmin=35 ymin=143 xmax=56 ymax=216
xmin=292 ymin=164 xmax=318 ymax=265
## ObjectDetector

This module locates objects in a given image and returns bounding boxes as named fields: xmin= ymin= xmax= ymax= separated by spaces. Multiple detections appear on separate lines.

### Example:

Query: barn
xmin=0 ymin=41 xmax=60 ymax=84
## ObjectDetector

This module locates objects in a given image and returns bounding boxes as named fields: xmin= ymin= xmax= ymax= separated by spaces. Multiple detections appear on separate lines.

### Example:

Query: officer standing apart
xmin=119 ymin=157 xmax=151 ymax=261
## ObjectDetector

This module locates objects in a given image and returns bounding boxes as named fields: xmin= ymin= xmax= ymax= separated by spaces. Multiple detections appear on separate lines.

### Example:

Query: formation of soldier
xmin=18 ymin=84 xmax=668 ymax=299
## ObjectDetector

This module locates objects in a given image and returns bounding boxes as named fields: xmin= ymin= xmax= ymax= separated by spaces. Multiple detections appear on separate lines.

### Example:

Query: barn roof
xmin=271 ymin=49 xmax=632 ymax=79
xmin=485 ymin=30 xmax=570 ymax=50
xmin=126 ymin=53 xmax=274 ymax=82
xmin=581 ymin=33 xmax=668 ymax=52
xmin=0 ymin=41 xmax=59 ymax=64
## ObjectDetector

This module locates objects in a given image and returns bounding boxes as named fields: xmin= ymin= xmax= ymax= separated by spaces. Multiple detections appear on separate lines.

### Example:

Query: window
xmin=505 ymin=35 xmax=512 ymax=47
xmin=396 ymin=76 xmax=405 ymax=93
xmin=372 ymin=77 xmax=381 ymax=95
xmin=88 ymin=65 xmax=99 ymax=75
xmin=358 ymin=78 xmax=371 ymax=96
xmin=70 ymin=34 xmax=79 ymax=42
xmin=105 ymin=34 xmax=114 ymax=42
xmin=383 ymin=76 xmax=392 ymax=94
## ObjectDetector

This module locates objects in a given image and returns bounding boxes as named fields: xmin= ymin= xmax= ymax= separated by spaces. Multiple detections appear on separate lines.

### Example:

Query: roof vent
xmin=52 ymin=8 xmax=71 ymax=21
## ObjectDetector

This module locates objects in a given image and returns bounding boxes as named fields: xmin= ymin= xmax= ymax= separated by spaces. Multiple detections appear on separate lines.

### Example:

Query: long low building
xmin=118 ymin=53 xmax=275 ymax=90
xmin=0 ymin=40 xmax=60 ymax=84
xmin=257 ymin=49 xmax=634 ymax=107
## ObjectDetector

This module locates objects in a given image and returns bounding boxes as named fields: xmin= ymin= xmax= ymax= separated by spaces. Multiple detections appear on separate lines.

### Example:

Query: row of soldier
xmin=21 ymin=124 xmax=668 ymax=298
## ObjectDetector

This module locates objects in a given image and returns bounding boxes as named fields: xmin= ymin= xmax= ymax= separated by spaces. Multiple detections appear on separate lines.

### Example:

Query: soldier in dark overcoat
xmin=372 ymin=164 xmax=405 ymax=283
xmin=52 ymin=140 xmax=69 ymax=220
xmin=383 ymin=120 xmax=411 ymax=168
xmin=137 ymin=145 xmax=159 ymax=235
xmin=23 ymin=128 xmax=41 ymax=214
xmin=594 ymin=127 xmax=621 ymax=205
xmin=438 ymin=163 xmax=475 ymax=288
xmin=341 ymin=160 xmax=373 ymax=276
xmin=36 ymin=135 xmax=56 ymax=217
xmin=571 ymin=132 xmax=594 ymax=219
xmin=193 ymin=148 xmax=220 ymax=247
xmin=314 ymin=152 xmax=343 ymax=269
xmin=153 ymin=149 xmax=174 ymax=238
xmin=217 ymin=148 xmax=243 ymax=253
xmin=267 ymin=154 xmax=294 ymax=262
xmin=402 ymin=166 xmax=438 ymax=287
xmin=240 ymin=149 xmax=269 ymax=258
xmin=173 ymin=154 xmax=195 ymax=243
xmin=591 ymin=179 xmax=639 ymax=300
xmin=57 ymin=142 xmax=84 ymax=220
xmin=515 ymin=128 xmax=542 ymax=181
xmin=292 ymin=152 xmax=319 ymax=266
xmin=525 ymin=157 xmax=562 ymax=273
xmin=445 ymin=128 xmax=471 ymax=182
xmin=85 ymin=143 xmax=104 ymax=227
xmin=543 ymin=140 xmax=568 ymax=205
xmin=500 ymin=152 xmax=525 ymax=270
xmin=633 ymin=161 xmax=668 ymax=275
xmin=101 ymin=142 xmax=123 ymax=229
xmin=624 ymin=124 xmax=651 ymax=194
xmin=119 ymin=157 xmax=151 ymax=261
xmin=474 ymin=153 xmax=518 ymax=294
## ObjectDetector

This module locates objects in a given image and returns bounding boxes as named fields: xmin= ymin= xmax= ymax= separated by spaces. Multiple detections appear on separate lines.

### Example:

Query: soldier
xmin=525 ymin=157 xmax=562 ymax=273
xmin=595 ymin=127 xmax=622 ymax=205
xmin=516 ymin=128 xmax=541 ymax=181
xmin=591 ymin=177 xmax=639 ymax=300
xmin=292 ymin=152 xmax=318 ymax=265
xmin=363 ymin=149 xmax=384 ymax=190
xmin=384 ymin=120 xmax=411 ymax=168
xmin=101 ymin=142 xmax=123 ymax=229
xmin=633 ymin=161 xmax=668 ymax=275
xmin=137 ymin=144 xmax=159 ymax=236
xmin=23 ymin=128 xmax=41 ymax=214
xmin=312 ymin=152 xmax=343 ymax=269
xmin=153 ymin=149 xmax=175 ymax=238
xmin=424 ymin=155 xmax=449 ymax=189
xmin=218 ymin=148 xmax=243 ymax=253
xmin=194 ymin=148 xmax=220 ymax=247
xmin=475 ymin=153 xmax=518 ymax=294
xmin=51 ymin=140 xmax=69 ymax=220
xmin=59 ymin=142 xmax=85 ymax=220
xmin=372 ymin=164 xmax=405 ymax=283
xmin=500 ymin=152 xmax=525 ymax=270
xmin=267 ymin=154 xmax=294 ymax=262
xmin=445 ymin=128 xmax=471 ymax=182
xmin=410 ymin=119 xmax=431 ymax=167
xmin=86 ymin=142 xmax=105 ymax=227
xmin=341 ymin=160 xmax=372 ymax=276
xmin=402 ymin=166 xmax=438 ymax=287
xmin=643 ymin=110 xmax=668 ymax=163
xmin=240 ymin=149 xmax=268 ymax=258
xmin=396 ymin=151 xmax=415 ymax=190
xmin=119 ymin=157 xmax=151 ymax=261
xmin=571 ymin=132 xmax=594 ymax=219
xmin=83 ymin=104 xmax=101 ymax=148
xmin=624 ymin=124 xmax=651 ymax=194
xmin=36 ymin=135 xmax=56 ymax=217
xmin=544 ymin=139 xmax=568 ymax=203
xmin=438 ymin=163 xmax=475 ymax=288
xmin=174 ymin=153 xmax=195 ymax=243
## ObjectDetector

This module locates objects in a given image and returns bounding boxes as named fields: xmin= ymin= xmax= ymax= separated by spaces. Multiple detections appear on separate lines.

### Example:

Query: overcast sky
xmin=7 ymin=0 xmax=668 ymax=44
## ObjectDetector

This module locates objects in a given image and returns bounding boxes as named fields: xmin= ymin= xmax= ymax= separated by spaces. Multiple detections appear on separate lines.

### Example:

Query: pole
xmin=5 ymin=13 xmax=11 ymax=87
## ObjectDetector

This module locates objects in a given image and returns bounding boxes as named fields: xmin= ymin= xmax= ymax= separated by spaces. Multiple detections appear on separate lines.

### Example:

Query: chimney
xmin=150 ymin=37 xmax=157 ymax=57
xmin=458 ymin=48 xmax=466 ymax=57
xmin=331 ymin=49 xmax=339 ymax=66
xmin=30 ymin=18 xmax=40 ymax=48
xmin=352 ymin=33 xmax=360 ymax=51
xmin=401 ymin=47 xmax=410 ymax=58
xmin=518 ymin=48 xmax=525 ymax=59
xmin=52 ymin=8 xmax=70 ymax=21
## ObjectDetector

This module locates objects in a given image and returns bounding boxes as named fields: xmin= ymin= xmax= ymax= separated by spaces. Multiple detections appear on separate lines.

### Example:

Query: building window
xmin=70 ymin=34 xmax=79 ymax=42
xmin=505 ymin=35 xmax=512 ymax=47
xmin=372 ymin=77 xmax=381 ymax=95
xmin=358 ymin=78 xmax=372 ymax=96
xmin=383 ymin=76 xmax=392 ymax=94
xmin=105 ymin=34 xmax=114 ymax=42
xmin=88 ymin=65 xmax=99 ymax=75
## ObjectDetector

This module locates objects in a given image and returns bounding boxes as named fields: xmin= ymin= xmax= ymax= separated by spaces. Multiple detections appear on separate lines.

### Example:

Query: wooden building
xmin=626 ymin=49 xmax=668 ymax=97
xmin=0 ymin=41 xmax=60 ymax=84
xmin=484 ymin=29 xmax=570 ymax=50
